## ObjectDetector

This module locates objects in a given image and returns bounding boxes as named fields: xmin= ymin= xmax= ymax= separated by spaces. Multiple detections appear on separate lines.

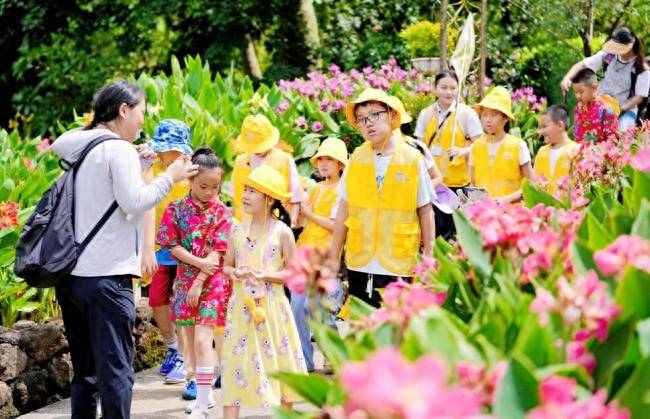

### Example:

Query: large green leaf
xmin=522 ymin=180 xmax=565 ymax=209
xmin=312 ymin=324 xmax=349 ymax=371
xmin=571 ymin=238 xmax=597 ymax=275
xmin=614 ymin=357 xmax=650 ymax=418
xmin=615 ymin=268 xmax=650 ymax=321
xmin=631 ymin=171 xmax=650 ymax=215
xmin=593 ymin=320 xmax=635 ymax=388
xmin=452 ymin=210 xmax=492 ymax=278
xmin=513 ymin=313 xmax=559 ymax=367
xmin=271 ymin=372 xmax=332 ymax=408
xmin=630 ymin=200 xmax=650 ymax=240
xmin=638 ymin=319 xmax=650 ymax=358
xmin=494 ymin=355 xmax=540 ymax=419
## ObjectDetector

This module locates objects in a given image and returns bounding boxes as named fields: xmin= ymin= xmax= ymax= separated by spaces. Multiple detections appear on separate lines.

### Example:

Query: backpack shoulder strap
xmin=70 ymin=133 xmax=121 ymax=252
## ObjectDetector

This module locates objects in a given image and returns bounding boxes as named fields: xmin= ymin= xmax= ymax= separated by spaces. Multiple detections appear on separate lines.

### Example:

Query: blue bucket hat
xmin=147 ymin=119 xmax=192 ymax=155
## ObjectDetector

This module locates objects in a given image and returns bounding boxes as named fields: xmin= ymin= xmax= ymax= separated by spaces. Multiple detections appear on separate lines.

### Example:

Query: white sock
xmin=195 ymin=366 xmax=213 ymax=409
xmin=166 ymin=334 xmax=178 ymax=351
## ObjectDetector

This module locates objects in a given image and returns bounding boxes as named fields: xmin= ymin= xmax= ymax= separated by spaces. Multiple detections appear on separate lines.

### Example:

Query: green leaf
xmin=586 ymin=212 xmax=612 ymax=250
xmin=494 ymin=355 xmax=540 ymax=419
xmin=272 ymin=407 xmax=315 ymax=419
xmin=638 ymin=319 xmax=650 ymax=358
xmin=615 ymin=268 xmax=650 ymax=321
xmin=535 ymin=364 xmax=591 ymax=388
xmin=614 ymin=357 xmax=650 ymax=418
xmin=312 ymin=324 xmax=349 ymax=371
xmin=593 ymin=320 xmax=635 ymax=388
xmin=631 ymin=200 xmax=650 ymax=239
xmin=271 ymin=372 xmax=332 ymax=407
xmin=452 ymin=210 xmax=492 ymax=278
xmin=631 ymin=171 xmax=650 ymax=215
xmin=571 ymin=239 xmax=597 ymax=275
xmin=347 ymin=296 xmax=375 ymax=320
xmin=513 ymin=313 xmax=558 ymax=367
xmin=403 ymin=306 xmax=483 ymax=363
xmin=522 ymin=180 xmax=565 ymax=209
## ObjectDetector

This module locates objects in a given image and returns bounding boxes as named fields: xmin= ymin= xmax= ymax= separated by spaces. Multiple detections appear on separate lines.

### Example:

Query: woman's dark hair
xmin=85 ymin=80 xmax=144 ymax=130
xmin=191 ymin=146 xmax=224 ymax=173
xmin=434 ymin=69 xmax=459 ymax=86
xmin=270 ymin=200 xmax=292 ymax=227
xmin=631 ymin=31 xmax=647 ymax=74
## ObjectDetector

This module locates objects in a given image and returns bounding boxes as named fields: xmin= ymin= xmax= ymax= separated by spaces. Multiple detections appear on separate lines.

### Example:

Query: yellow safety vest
xmin=471 ymin=134 xmax=524 ymax=198
xmin=296 ymin=182 xmax=338 ymax=249
xmin=424 ymin=108 xmax=470 ymax=187
xmin=345 ymin=141 xmax=421 ymax=276
xmin=232 ymin=148 xmax=292 ymax=221
xmin=534 ymin=140 xmax=579 ymax=193
xmin=153 ymin=159 xmax=190 ymax=241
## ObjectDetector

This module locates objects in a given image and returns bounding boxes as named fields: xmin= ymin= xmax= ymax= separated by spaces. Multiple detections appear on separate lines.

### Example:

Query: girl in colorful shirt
xmin=157 ymin=147 xmax=233 ymax=418
xmin=222 ymin=165 xmax=307 ymax=418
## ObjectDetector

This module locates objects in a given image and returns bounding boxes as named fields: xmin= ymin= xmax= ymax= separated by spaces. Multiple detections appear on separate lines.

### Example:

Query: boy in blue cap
xmin=142 ymin=119 xmax=195 ymax=391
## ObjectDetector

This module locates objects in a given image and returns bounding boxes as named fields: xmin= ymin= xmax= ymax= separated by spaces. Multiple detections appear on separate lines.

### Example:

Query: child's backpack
xmin=14 ymin=134 xmax=119 ymax=288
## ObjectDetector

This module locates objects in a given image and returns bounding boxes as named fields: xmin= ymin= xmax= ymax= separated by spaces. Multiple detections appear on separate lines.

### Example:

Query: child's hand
xmin=250 ymin=268 xmax=266 ymax=281
xmin=198 ymin=255 xmax=219 ymax=275
xmin=232 ymin=266 xmax=251 ymax=281
xmin=300 ymin=201 xmax=313 ymax=217
xmin=187 ymin=281 xmax=203 ymax=307
xmin=446 ymin=146 xmax=465 ymax=159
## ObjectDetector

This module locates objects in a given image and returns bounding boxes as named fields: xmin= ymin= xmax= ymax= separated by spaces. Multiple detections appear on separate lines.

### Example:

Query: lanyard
xmin=427 ymin=111 xmax=452 ymax=147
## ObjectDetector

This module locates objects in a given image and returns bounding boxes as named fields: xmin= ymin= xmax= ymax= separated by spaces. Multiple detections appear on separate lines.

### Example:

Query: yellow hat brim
xmin=474 ymin=103 xmax=515 ymax=121
xmin=241 ymin=176 xmax=292 ymax=202
xmin=234 ymin=126 xmax=280 ymax=154
xmin=345 ymin=99 xmax=402 ymax=131
xmin=309 ymin=150 xmax=348 ymax=167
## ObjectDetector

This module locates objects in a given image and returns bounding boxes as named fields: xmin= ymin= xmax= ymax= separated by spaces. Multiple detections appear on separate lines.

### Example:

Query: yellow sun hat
xmin=474 ymin=86 xmax=515 ymax=120
xmin=309 ymin=137 xmax=349 ymax=167
xmin=242 ymin=165 xmax=292 ymax=201
xmin=234 ymin=114 xmax=280 ymax=154
xmin=390 ymin=95 xmax=413 ymax=125
xmin=345 ymin=88 xmax=403 ymax=130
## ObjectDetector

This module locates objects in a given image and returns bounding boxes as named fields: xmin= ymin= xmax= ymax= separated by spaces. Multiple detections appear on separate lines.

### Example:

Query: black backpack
xmin=14 ymin=134 xmax=119 ymax=288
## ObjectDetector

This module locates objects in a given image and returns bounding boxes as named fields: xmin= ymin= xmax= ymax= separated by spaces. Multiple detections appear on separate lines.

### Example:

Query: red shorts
xmin=148 ymin=265 xmax=177 ymax=308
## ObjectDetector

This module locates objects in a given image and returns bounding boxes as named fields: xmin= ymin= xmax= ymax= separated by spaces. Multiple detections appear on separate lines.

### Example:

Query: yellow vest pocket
xmin=392 ymin=222 xmax=419 ymax=258
xmin=344 ymin=217 xmax=363 ymax=254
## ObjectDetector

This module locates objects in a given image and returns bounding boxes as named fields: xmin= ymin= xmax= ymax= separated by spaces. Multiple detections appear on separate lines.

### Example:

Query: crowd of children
xmin=139 ymin=29 xmax=647 ymax=418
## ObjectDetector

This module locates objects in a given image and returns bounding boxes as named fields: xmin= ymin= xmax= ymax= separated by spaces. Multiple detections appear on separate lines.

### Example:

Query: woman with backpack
xmin=561 ymin=27 xmax=650 ymax=131
xmin=49 ymin=80 xmax=198 ymax=418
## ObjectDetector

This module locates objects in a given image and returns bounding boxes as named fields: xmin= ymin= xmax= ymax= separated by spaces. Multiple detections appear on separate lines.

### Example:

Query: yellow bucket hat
xmin=474 ymin=86 xmax=515 ymax=120
xmin=242 ymin=165 xmax=292 ymax=201
xmin=345 ymin=88 xmax=402 ymax=130
xmin=234 ymin=114 xmax=280 ymax=154
xmin=390 ymin=95 xmax=413 ymax=125
xmin=310 ymin=137 xmax=349 ymax=167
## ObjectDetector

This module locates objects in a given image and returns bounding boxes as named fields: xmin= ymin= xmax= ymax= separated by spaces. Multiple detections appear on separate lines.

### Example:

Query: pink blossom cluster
xmin=456 ymin=362 xmax=507 ymax=407
xmin=278 ymin=59 xmax=427 ymax=105
xmin=281 ymin=246 xmax=338 ymax=296
xmin=465 ymin=200 xmax=584 ymax=282
xmin=511 ymin=87 xmax=548 ymax=112
xmin=339 ymin=347 xmax=489 ymax=419
xmin=364 ymin=279 xmax=447 ymax=329
xmin=631 ymin=143 xmax=650 ymax=172
xmin=594 ymin=235 xmax=650 ymax=278
xmin=530 ymin=271 xmax=621 ymax=372
xmin=527 ymin=375 xmax=629 ymax=419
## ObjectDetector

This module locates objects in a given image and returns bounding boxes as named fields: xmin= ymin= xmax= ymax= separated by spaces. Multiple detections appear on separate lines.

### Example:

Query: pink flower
xmin=539 ymin=375 xmax=575 ymax=404
xmin=276 ymin=101 xmax=289 ymax=113
xmin=23 ymin=157 xmax=35 ymax=172
xmin=528 ymin=377 xmax=629 ymax=419
xmin=328 ymin=63 xmax=341 ymax=76
xmin=567 ymin=337 xmax=597 ymax=373
xmin=36 ymin=138 xmax=50 ymax=152
xmin=530 ymin=288 xmax=556 ymax=325
xmin=340 ymin=348 xmax=485 ymax=419
xmin=311 ymin=121 xmax=324 ymax=132
xmin=318 ymin=98 xmax=330 ymax=111
xmin=413 ymin=254 xmax=438 ymax=276
xmin=296 ymin=116 xmax=307 ymax=129
xmin=594 ymin=235 xmax=650 ymax=277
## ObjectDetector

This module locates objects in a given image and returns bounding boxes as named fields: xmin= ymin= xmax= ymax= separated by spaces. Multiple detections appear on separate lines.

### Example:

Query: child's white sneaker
xmin=185 ymin=391 xmax=215 ymax=414
xmin=188 ymin=407 xmax=209 ymax=418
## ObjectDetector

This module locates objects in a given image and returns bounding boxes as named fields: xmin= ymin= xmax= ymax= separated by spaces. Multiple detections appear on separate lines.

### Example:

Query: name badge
xmin=430 ymin=145 xmax=444 ymax=156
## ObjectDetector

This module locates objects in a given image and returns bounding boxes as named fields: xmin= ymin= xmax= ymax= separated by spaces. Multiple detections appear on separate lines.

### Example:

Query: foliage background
xmin=3 ymin=0 xmax=649 ymax=134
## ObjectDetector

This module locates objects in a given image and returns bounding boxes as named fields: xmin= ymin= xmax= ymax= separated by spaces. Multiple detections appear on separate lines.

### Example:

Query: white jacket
xmin=51 ymin=128 xmax=172 ymax=277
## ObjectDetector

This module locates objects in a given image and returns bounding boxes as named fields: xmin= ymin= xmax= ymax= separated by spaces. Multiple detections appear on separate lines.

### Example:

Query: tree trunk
xmin=440 ymin=0 xmax=448 ymax=69
xmin=242 ymin=34 xmax=263 ymax=80
xmin=580 ymin=0 xmax=594 ymax=56
xmin=299 ymin=0 xmax=322 ymax=70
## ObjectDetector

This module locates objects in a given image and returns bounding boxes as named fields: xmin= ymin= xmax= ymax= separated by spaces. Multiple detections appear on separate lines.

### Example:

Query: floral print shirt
xmin=157 ymin=195 xmax=232 ymax=283
xmin=573 ymin=96 xmax=619 ymax=144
